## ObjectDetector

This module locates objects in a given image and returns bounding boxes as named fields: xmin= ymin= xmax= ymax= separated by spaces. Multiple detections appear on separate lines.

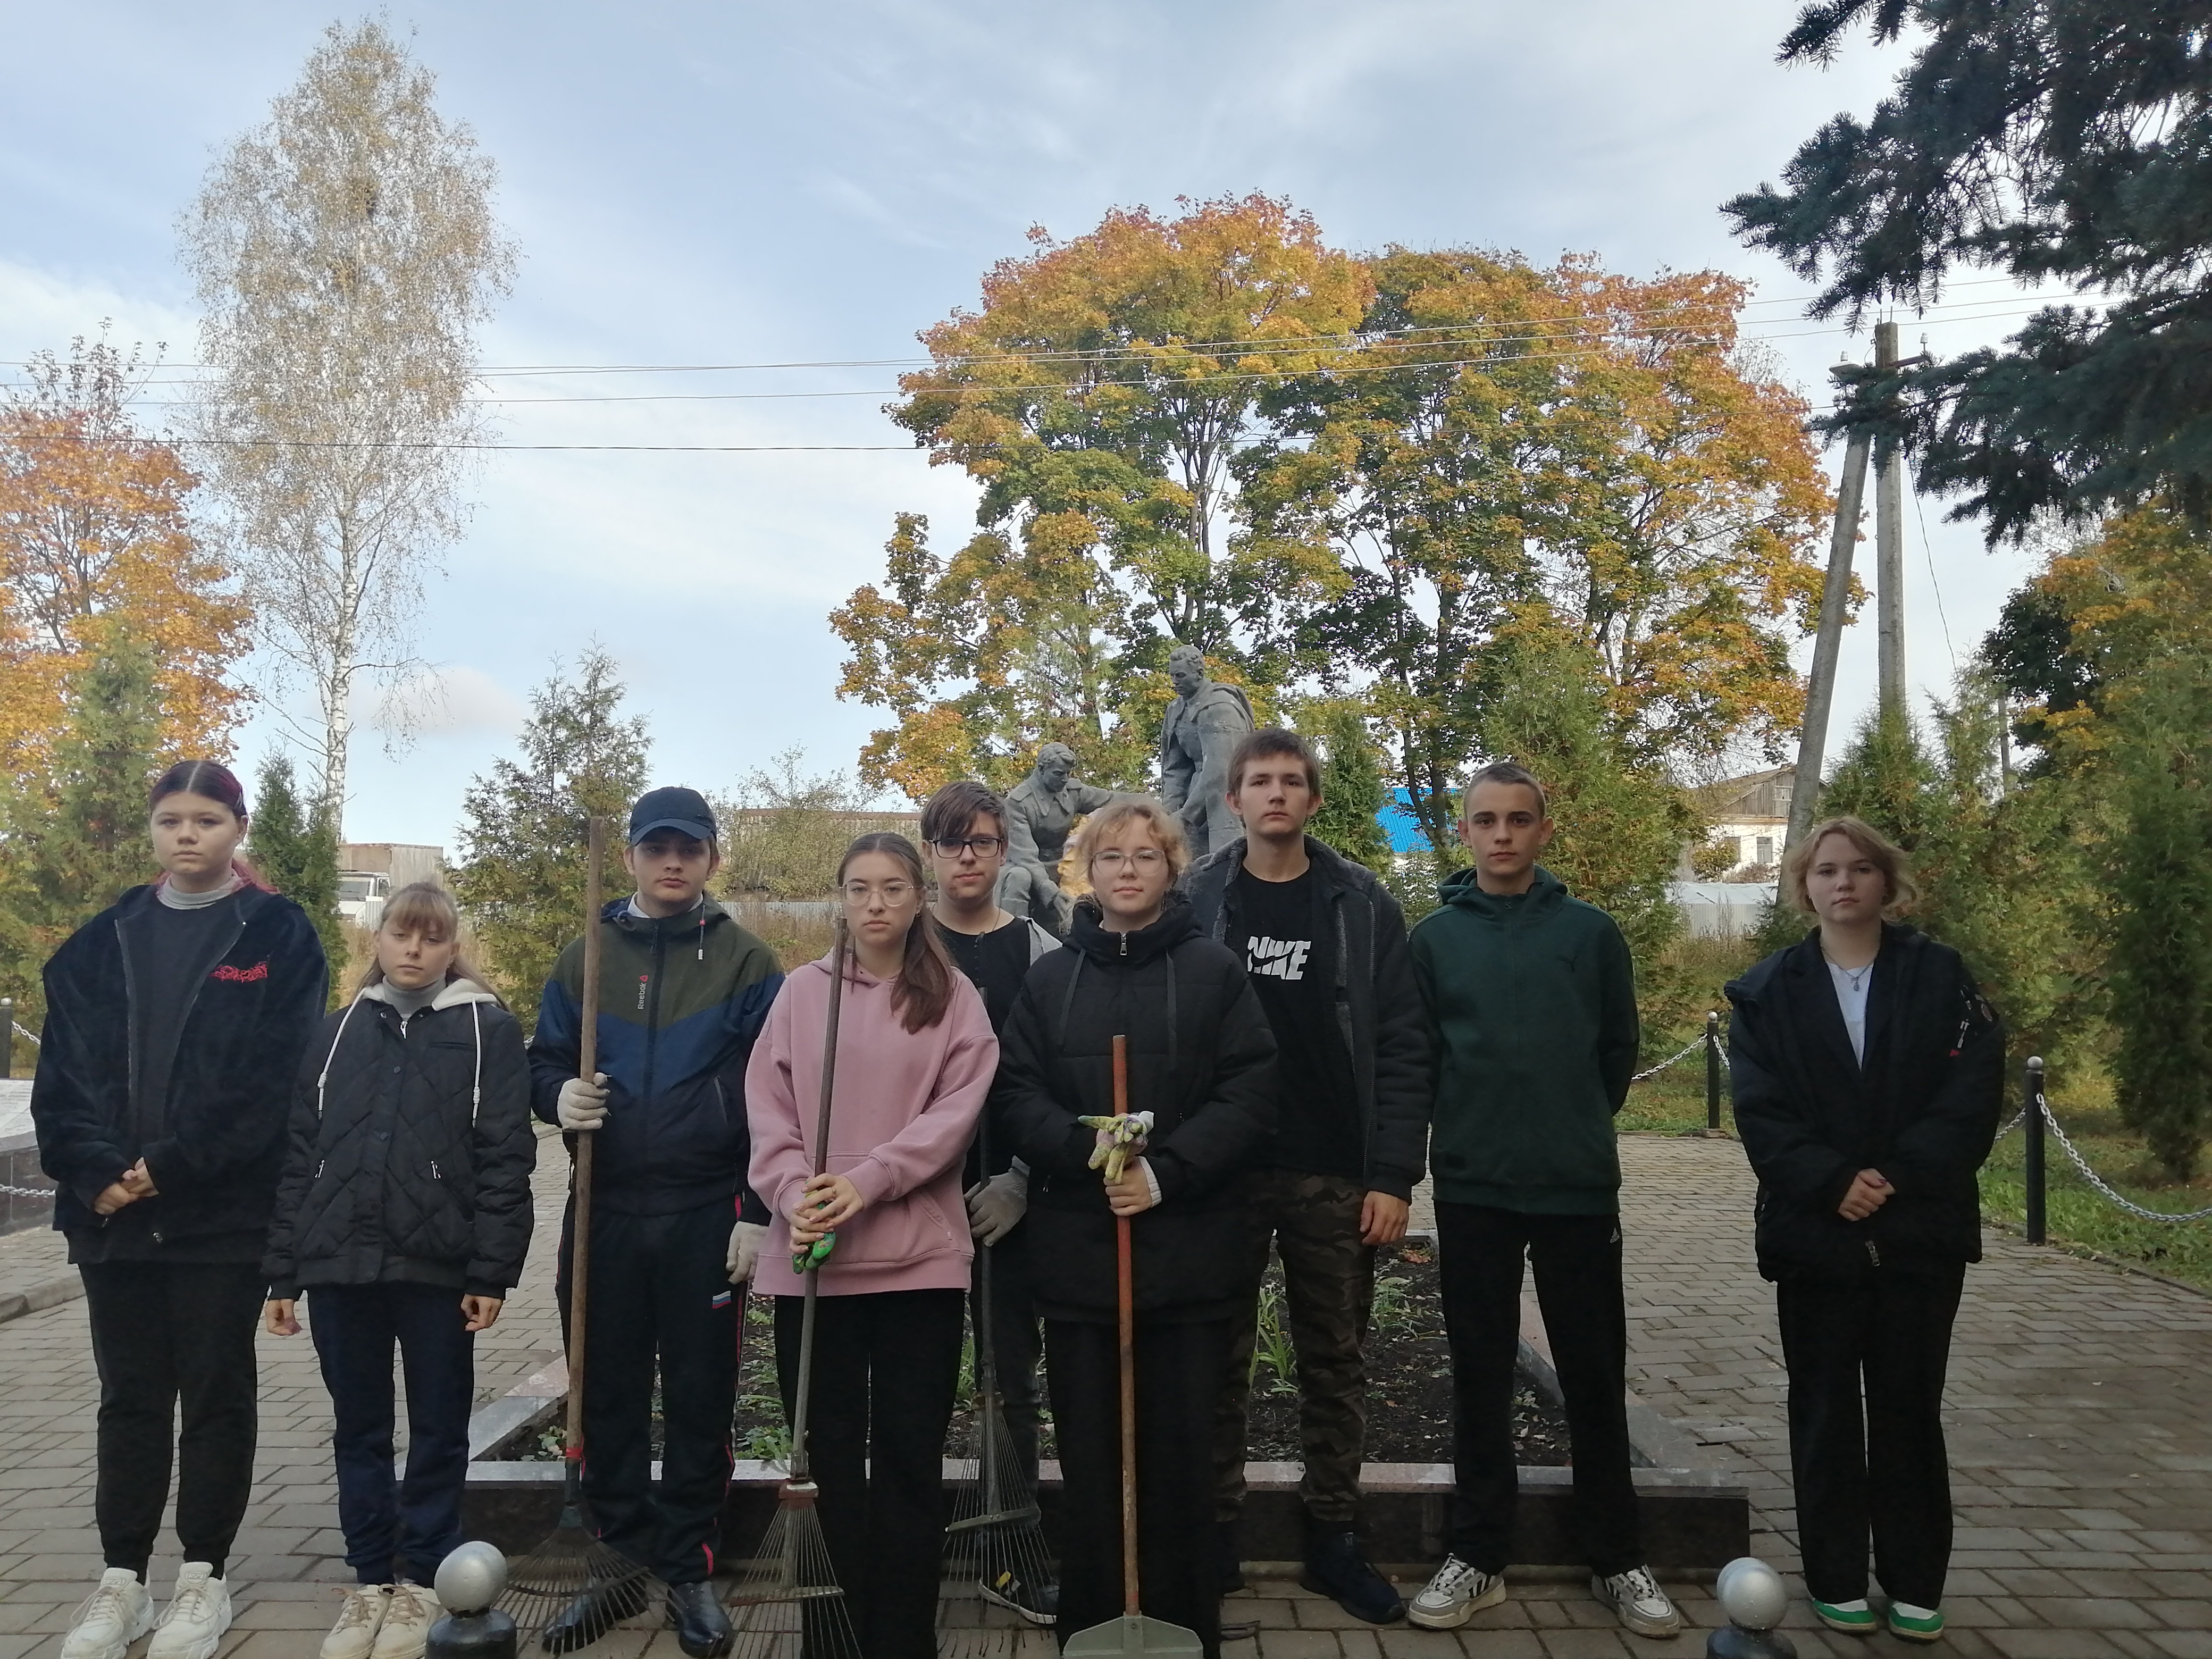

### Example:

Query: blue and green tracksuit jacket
xmin=529 ymin=898 xmax=783 ymax=1221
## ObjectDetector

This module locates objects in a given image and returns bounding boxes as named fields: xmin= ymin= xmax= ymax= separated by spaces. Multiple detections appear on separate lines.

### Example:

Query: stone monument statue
xmin=1157 ymin=644 xmax=1254 ymax=858
xmin=998 ymin=742 xmax=1117 ymax=934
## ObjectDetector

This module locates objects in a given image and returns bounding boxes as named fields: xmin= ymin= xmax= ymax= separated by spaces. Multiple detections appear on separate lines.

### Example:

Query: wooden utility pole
xmin=1874 ymin=320 xmax=1907 ymax=723
xmin=1784 ymin=379 xmax=1875 ymax=858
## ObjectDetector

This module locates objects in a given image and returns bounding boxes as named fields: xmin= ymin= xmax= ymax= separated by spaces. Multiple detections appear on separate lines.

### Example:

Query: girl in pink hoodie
xmin=745 ymin=832 xmax=998 ymax=1659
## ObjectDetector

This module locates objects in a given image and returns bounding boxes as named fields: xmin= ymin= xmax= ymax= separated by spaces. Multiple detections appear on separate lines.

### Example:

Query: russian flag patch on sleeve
xmin=711 ymin=1291 xmax=733 ymax=1309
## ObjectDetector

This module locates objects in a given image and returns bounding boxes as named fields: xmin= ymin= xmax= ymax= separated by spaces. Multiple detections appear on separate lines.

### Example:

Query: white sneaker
xmin=148 ymin=1564 xmax=233 ymax=1659
xmin=1406 ymin=1556 xmax=1507 ymax=1629
xmin=1591 ymin=1566 xmax=1682 ymax=1638
xmin=371 ymin=1582 xmax=440 ymax=1659
xmin=321 ymin=1587 xmax=389 ymax=1659
xmin=62 ymin=1569 xmax=154 ymax=1659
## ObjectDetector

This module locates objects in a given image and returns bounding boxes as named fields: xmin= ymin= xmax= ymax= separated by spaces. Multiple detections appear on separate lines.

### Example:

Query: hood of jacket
xmin=358 ymin=977 xmax=502 ymax=1012
xmin=1066 ymin=891 xmax=1201 ymax=966
xmin=1436 ymin=862 xmax=1570 ymax=922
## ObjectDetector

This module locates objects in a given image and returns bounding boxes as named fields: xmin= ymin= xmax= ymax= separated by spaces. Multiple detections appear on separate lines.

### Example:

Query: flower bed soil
xmin=512 ymin=1241 xmax=1571 ymax=1467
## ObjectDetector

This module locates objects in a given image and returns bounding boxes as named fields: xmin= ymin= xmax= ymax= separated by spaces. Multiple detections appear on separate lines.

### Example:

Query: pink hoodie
xmin=746 ymin=952 xmax=998 ymax=1297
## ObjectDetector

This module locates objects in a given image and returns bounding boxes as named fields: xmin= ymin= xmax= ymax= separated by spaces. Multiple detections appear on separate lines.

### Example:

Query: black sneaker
xmin=1217 ymin=1522 xmax=1245 ymax=1596
xmin=1302 ymin=1531 xmax=1405 ymax=1626
xmin=541 ymin=1576 xmax=650 ymax=1655
xmin=978 ymin=1568 xmax=1058 ymax=1627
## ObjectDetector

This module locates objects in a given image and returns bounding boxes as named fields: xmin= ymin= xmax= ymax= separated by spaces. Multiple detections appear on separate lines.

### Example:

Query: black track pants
xmin=1436 ymin=1203 xmax=1641 ymax=1576
xmin=773 ymin=1288 xmax=965 ymax=1659
xmin=79 ymin=1261 xmax=265 ymax=1580
xmin=1776 ymin=1266 xmax=1964 ymax=1610
xmin=557 ymin=1197 xmax=739 ymax=1585
xmin=1046 ymin=1317 xmax=1229 ymax=1659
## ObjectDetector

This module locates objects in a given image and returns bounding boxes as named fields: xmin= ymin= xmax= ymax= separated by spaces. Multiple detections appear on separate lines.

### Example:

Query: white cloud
xmin=370 ymin=665 xmax=526 ymax=738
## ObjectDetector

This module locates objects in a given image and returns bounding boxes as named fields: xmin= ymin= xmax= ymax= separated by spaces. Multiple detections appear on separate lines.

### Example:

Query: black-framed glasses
xmin=930 ymin=835 xmax=1005 ymax=857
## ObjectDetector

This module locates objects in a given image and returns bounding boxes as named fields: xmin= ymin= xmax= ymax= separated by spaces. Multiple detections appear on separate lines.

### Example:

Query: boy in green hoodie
xmin=1403 ymin=763 xmax=1680 ymax=1640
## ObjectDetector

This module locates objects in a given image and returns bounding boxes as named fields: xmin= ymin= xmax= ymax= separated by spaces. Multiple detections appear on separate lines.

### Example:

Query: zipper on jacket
xmin=1119 ymin=932 xmax=1128 ymax=957
xmin=430 ymin=1160 xmax=441 ymax=1180
xmin=1864 ymin=1238 xmax=1882 ymax=1268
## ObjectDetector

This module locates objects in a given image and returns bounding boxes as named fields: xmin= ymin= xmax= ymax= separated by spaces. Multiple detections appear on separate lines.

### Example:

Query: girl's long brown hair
xmin=838 ymin=832 xmax=958 ymax=1033
xmin=357 ymin=882 xmax=506 ymax=1006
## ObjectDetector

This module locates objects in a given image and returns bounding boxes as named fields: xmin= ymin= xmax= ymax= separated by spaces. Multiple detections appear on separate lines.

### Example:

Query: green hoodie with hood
xmin=1407 ymin=865 xmax=1638 ymax=1213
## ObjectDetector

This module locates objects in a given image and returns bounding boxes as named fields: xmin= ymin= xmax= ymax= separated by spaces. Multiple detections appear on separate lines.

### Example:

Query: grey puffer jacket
xmin=1182 ymin=836 xmax=1432 ymax=1199
xmin=264 ymin=979 xmax=537 ymax=1299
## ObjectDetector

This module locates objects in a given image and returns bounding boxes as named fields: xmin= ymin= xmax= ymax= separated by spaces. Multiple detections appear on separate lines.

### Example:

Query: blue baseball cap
xmin=628 ymin=786 xmax=717 ymax=845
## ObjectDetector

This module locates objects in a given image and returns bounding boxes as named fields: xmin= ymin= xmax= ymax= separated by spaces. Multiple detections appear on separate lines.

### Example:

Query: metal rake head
xmin=721 ymin=1484 xmax=865 ymax=1659
xmin=496 ymin=1509 xmax=659 ymax=1654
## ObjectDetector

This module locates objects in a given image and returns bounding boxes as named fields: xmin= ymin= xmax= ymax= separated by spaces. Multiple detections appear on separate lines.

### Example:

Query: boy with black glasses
xmin=919 ymin=780 xmax=1058 ymax=1623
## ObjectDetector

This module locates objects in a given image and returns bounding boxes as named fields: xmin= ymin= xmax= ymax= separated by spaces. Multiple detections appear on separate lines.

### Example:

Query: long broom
xmin=941 ymin=1111 xmax=1055 ymax=1636
xmin=722 ymin=920 xmax=864 ymax=1659
xmin=1063 ymin=1035 xmax=1203 ymax=1659
xmin=500 ymin=816 xmax=658 ymax=1651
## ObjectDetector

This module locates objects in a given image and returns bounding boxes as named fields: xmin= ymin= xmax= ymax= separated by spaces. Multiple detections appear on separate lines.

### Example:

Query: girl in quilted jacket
xmin=262 ymin=884 xmax=535 ymax=1659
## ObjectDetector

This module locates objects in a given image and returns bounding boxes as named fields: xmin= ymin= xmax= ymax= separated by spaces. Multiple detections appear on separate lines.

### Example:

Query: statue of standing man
xmin=999 ymin=742 xmax=1118 ymax=934
xmin=1158 ymin=643 xmax=1255 ymax=858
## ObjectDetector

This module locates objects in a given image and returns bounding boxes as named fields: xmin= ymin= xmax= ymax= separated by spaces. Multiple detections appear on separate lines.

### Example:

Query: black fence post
xmin=2024 ymin=1055 xmax=2046 ymax=1246
xmin=1705 ymin=1011 xmax=1722 ymax=1133
xmin=1 ymin=998 xmax=12 ymax=1080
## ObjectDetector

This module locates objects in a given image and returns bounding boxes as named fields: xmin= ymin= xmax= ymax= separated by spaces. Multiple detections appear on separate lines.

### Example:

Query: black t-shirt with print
xmin=1233 ymin=866 xmax=1362 ymax=1180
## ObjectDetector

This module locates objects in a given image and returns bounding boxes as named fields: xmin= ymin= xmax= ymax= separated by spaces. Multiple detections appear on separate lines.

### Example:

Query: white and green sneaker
xmin=1888 ymin=1600 xmax=1945 ymax=1643
xmin=1812 ymin=1597 xmax=1878 ymax=1635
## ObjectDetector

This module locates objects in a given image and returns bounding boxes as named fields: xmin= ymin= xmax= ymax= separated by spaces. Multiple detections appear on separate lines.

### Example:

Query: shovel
xmin=1062 ymin=1034 xmax=1204 ymax=1659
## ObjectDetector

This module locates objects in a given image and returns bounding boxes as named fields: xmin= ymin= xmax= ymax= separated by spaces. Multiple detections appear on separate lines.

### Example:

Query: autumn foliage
xmin=836 ymin=202 xmax=1834 ymax=837
xmin=0 ymin=339 xmax=250 ymax=775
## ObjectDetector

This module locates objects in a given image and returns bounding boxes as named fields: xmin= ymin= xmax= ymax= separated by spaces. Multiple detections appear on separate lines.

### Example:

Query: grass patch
xmin=1618 ymin=1063 xmax=1730 ymax=1136
xmin=1977 ymin=1076 xmax=2212 ymax=1294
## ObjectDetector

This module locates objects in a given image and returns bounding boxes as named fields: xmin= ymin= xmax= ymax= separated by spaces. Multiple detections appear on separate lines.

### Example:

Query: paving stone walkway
xmin=2 ymin=1132 xmax=2209 ymax=1659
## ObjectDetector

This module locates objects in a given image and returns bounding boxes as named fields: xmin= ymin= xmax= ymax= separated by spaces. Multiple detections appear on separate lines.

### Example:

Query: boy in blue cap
xmin=528 ymin=787 xmax=783 ymax=1657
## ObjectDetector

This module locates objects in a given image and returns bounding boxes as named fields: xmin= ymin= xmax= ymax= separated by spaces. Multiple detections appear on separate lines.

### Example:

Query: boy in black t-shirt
xmin=919 ymin=780 xmax=1058 ymax=1626
xmin=1183 ymin=730 xmax=1432 ymax=1627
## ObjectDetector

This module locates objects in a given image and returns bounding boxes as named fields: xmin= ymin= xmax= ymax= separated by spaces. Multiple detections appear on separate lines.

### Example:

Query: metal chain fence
xmin=2030 ymin=1080 xmax=2212 ymax=1224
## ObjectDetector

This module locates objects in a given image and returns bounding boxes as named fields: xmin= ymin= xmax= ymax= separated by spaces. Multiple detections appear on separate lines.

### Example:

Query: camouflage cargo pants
xmin=1213 ymin=1170 xmax=1375 ymax=1526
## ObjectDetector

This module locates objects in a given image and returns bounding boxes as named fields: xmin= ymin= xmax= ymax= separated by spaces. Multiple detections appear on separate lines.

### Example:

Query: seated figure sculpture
xmin=998 ymin=743 xmax=1116 ymax=935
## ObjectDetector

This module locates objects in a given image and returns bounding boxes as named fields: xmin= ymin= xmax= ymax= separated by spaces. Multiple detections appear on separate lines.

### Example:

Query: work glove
xmin=726 ymin=1220 xmax=766 ymax=1285
xmin=557 ymin=1074 xmax=610 ymax=1132
xmin=1076 ymin=1110 xmax=1154 ymax=1183
xmin=965 ymin=1168 xmax=1028 ymax=1245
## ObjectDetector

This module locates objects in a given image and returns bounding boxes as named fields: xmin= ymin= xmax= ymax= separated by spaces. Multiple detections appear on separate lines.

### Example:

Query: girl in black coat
xmin=1725 ymin=817 xmax=2002 ymax=1645
xmin=263 ymin=883 xmax=534 ymax=1659
xmin=993 ymin=798 xmax=1277 ymax=1659
xmin=32 ymin=761 xmax=329 ymax=1659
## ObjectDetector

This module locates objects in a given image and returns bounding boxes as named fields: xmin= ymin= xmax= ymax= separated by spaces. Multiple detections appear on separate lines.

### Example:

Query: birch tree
xmin=181 ymin=20 xmax=514 ymax=833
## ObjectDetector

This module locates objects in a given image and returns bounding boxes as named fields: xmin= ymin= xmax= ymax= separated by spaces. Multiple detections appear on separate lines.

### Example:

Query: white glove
xmin=965 ymin=1168 xmax=1028 ymax=1245
xmin=557 ymin=1074 xmax=610 ymax=1132
xmin=726 ymin=1220 xmax=766 ymax=1285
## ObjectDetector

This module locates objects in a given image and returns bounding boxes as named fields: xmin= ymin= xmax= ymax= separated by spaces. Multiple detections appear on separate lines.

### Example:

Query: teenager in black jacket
xmin=1726 ymin=817 xmax=2002 ymax=1646
xmin=993 ymin=798 xmax=1277 ymax=1659
xmin=264 ymin=884 xmax=535 ymax=1659
xmin=32 ymin=763 xmax=328 ymax=1659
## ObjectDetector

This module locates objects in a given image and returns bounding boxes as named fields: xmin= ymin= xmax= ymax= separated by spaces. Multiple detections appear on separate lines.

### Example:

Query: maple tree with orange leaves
xmin=0 ymin=336 xmax=250 ymax=776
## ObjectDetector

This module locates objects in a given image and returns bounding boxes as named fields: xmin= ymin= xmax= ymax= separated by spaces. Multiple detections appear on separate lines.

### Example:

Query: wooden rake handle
xmin=1112 ymin=1033 xmax=1138 ymax=1618
xmin=563 ymin=815 xmax=607 ymax=1461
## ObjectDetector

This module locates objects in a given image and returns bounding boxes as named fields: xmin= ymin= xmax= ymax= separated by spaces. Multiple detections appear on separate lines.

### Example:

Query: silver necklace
xmin=1825 ymin=952 xmax=1874 ymax=991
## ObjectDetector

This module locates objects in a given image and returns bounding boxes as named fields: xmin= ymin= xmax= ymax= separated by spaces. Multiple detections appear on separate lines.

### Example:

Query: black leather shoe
xmin=665 ymin=1581 xmax=733 ymax=1659
xmin=1218 ymin=1521 xmax=1245 ymax=1595
xmin=1302 ymin=1530 xmax=1405 ymax=1624
xmin=541 ymin=1576 xmax=650 ymax=1654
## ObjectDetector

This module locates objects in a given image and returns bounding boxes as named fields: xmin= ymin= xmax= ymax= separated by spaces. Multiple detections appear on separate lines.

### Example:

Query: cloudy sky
xmin=2 ymin=1 xmax=2052 ymax=849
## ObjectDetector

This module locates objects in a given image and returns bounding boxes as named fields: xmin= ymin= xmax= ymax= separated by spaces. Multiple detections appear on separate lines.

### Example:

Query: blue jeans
xmin=309 ymin=1282 xmax=476 ymax=1585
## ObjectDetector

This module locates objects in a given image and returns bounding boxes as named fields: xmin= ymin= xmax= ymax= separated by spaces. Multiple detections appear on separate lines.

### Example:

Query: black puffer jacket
xmin=264 ymin=980 xmax=537 ymax=1298
xmin=992 ymin=894 xmax=1278 ymax=1322
xmin=33 ymin=883 xmax=328 ymax=1246
xmin=1727 ymin=925 xmax=2003 ymax=1283
xmin=1183 ymin=835 xmax=1432 ymax=1197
